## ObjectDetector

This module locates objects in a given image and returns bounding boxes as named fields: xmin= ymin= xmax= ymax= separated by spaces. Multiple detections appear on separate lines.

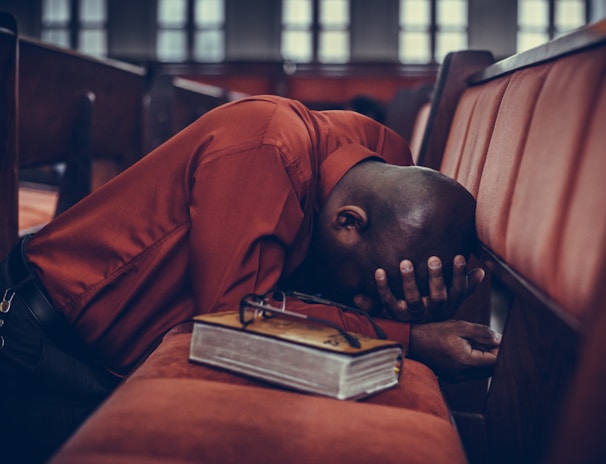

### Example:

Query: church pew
xmin=17 ymin=37 xmax=147 ymax=233
xmin=433 ymin=20 xmax=606 ymax=464
xmin=170 ymin=78 xmax=230 ymax=135
xmin=416 ymin=50 xmax=495 ymax=170
xmin=142 ymin=71 xmax=239 ymax=153
xmin=0 ymin=13 xmax=18 ymax=259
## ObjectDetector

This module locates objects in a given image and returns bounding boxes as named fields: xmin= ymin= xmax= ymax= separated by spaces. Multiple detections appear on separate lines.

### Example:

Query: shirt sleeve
xmin=189 ymin=144 xmax=305 ymax=315
xmin=285 ymin=298 xmax=411 ymax=352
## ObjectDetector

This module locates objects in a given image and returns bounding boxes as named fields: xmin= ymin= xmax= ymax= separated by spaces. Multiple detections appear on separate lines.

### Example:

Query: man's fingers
xmin=427 ymin=256 xmax=448 ymax=303
xmin=353 ymin=294 xmax=375 ymax=313
xmin=374 ymin=269 xmax=409 ymax=319
xmin=467 ymin=346 xmax=499 ymax=367
xmin=464 ymin=323 xmax=502 ymax=347
xmin=450 ymin=255 xmax=468 ymax=301
xmin=375 ymin=268 xmax=397 ymax=307
xmin=400 ymin=260 xmax=422 ymax=310
xmin=467 ymin=267 xmax=486 ymax=293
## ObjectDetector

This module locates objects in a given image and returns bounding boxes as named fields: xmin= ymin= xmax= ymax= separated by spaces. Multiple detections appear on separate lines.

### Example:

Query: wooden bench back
xmin=416 ymin=50 xmax=495 ymax=170
xmin=171 ymin=78 xmax=229 ymax=135
xmin=142 ymin=73 xmax=231 ymax=153
xmin=19 ymin=38 xmax=147 ymax=171
xmin=17 ymin=39 xmax=147 ymax=232
xmin=436 ymin=20 xmax=606 ymax=463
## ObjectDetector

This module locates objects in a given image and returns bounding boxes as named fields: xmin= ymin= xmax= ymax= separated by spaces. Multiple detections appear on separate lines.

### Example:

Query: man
xmin=0 ymin=95 xmax=499 ymax=461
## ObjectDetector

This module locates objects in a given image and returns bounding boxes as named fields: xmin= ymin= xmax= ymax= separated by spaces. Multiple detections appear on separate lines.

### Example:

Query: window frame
xmin=398 ymin=0 xmax=469 ymax=65
xmin=41 ymin=0 xmax=108 ymax=56
xmin=517 ymin=0 xmax=590 ymax=53
xmin=281 ymin=0 xmax=352 ymax=64
xmin=156 ymin=0 xmax=226 ymax=63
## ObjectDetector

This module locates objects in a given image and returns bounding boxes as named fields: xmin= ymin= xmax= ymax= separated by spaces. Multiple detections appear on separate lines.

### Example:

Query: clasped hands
xmin=354 ymin=255 xmax=501 ymax=382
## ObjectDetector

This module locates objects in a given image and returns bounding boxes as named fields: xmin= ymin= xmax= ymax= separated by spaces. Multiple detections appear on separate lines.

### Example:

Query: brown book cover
xmin=189 ymin=311 xmax=404 ymax=400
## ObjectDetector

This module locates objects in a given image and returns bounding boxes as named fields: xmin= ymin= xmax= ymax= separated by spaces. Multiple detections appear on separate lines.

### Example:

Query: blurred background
xmin=2 ymin=0 xmax=604 ymax=109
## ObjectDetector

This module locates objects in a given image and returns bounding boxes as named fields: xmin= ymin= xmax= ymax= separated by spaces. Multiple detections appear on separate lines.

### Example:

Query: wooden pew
xmin=142 ymin=72 xmax=238 ymax=153
xmin=171 ymin=78 xmax=230 ymax=135
xmin=18 ymin=37 xmax=147 ymax=232
xmin=416 ymin=50 xmax=495 ymax=170
xmin=427 ymin=20 xmax=606 ymax=464
xmin=0 ymin=13 xmax=18 ymax=259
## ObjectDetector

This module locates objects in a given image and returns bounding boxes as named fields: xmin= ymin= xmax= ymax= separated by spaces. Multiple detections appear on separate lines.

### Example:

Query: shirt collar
xmin=319 ymin=144 xmax=384 ymax=203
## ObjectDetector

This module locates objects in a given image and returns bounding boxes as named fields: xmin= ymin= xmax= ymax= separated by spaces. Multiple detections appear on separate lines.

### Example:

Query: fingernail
xmin=428 ymin=257 xmax=441 ymax=269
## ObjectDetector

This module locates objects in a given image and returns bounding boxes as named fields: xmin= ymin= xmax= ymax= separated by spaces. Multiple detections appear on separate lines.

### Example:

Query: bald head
xmin=313 ymin=161 xmax=477 ymax=301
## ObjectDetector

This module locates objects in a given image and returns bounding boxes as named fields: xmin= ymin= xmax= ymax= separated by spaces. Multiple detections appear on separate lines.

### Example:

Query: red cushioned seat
xmin=50 ymin=325 xmax=466 ymax=464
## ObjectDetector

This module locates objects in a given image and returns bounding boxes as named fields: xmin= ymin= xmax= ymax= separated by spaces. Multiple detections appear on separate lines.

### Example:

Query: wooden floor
xmin=19 ymin=185 xmax=57 ymax=235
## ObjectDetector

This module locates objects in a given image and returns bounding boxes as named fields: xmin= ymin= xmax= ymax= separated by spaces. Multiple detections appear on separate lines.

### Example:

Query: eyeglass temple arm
xmin=284 ymin=290 xmax=388 ymax=340
xmin=302 ymin=314 xmax=361 ymax=348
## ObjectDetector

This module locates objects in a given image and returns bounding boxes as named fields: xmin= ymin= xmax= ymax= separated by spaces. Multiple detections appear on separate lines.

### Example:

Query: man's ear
xmin=333 ymin=205 xmax=368 ymax=232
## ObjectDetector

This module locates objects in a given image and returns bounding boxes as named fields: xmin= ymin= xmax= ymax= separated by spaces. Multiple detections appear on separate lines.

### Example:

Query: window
xmin=282 ymin=0 xmax=313 ymax=62
xmin=399 ymin=0 xmax=431 ymax=63
xmin=194 ymin=0 xmax=225 ymax=61
xmin=318 ymin=0 xmax=349 ymax=63
xmin=281 ymin=0 xmax=350 ymax=64
xmin=399 ymin=0 xmax=468 ymax=64
xmin=42 ymin=0 xmax=71 ymax=48
xmin=157 ymin=0 xmax=188 ymax=61
xmin=41 ymin=0 xmax=107 ymax=56
xmin=517 ymin=0 xmax=587 ymax=52
xmin=79 ymin=0 xmax=107 ymax=56
xmin=157 ymin=0 xmax=225 ymax=62
xmin=435 ymin=0 xmax=467 ymax=62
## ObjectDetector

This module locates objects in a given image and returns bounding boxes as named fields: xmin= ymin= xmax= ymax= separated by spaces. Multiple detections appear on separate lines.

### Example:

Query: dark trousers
xmin=0 ymin=248 xmax=119 ymax=464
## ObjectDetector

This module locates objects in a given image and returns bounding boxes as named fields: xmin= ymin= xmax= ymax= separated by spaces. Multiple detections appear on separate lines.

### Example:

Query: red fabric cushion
xmin=51 ymin=325 xmax=465 ymax=463
xmin=440 ymin=44 xmax=606 ymax=326
xmin=129 ymin=323 xmax=451 ymax=420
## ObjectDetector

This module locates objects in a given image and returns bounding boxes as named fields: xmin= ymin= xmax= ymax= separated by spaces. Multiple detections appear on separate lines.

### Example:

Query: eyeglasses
xmin=284 ymin=290 xmax=387 ymax=340
xmin=239 ymin=289 xmax=386 ymax=348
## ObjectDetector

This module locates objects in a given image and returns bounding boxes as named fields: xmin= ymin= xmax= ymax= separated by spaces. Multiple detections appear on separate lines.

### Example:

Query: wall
xmin=108 ymin=0 xmax=156 ymax=61
xmin=226 ymin=0 xmax=282 ymax=60
xmin=469 ymin=0 xmax=517 ymax=59
xmin=351 ymin=0 xmax=399 ymax=61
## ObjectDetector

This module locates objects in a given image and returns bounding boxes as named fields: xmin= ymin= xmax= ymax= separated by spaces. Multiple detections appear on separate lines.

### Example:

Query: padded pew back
xmin=438 ymin=21 xmax=606 ymax=463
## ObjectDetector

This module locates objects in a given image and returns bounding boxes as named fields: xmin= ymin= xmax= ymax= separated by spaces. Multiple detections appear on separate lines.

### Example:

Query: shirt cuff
xmin=373 ymin=318 xmax=411 ymax=353
xmin=288 ymin=298 xmax=411 ymax=352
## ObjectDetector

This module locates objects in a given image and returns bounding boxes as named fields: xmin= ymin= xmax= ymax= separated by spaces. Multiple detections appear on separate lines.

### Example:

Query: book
xmin=189 ymin=311 xmax=404 ymax=400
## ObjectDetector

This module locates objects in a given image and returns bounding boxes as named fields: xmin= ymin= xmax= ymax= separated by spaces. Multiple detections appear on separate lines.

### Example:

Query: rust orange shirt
xmin=28 ymin=95 xmax=414 ymax=374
